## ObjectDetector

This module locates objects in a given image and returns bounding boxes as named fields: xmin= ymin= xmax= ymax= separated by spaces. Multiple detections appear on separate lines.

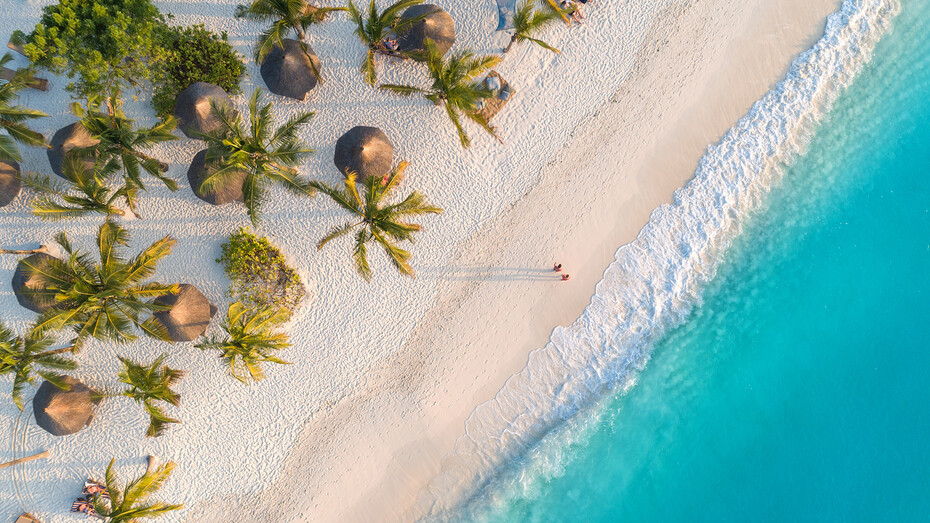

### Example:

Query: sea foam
xmin=416 ymin=0 xmax=900 ymax=518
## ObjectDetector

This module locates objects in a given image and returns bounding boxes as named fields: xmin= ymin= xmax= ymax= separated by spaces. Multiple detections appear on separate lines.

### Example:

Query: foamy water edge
xmin=416 ymin=0 xmax=901 ymax=518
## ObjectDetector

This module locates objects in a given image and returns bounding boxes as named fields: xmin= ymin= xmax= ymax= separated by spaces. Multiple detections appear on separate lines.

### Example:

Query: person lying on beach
xmin=376 ymin=37 xmax=402 ymax=57
xmin=560 ymin=0 xmax=584 ymax=25
xmin=82 ymin=480 xmax=110 ymax=499
xmin=70 ymin=498 xmax=98 ymax=516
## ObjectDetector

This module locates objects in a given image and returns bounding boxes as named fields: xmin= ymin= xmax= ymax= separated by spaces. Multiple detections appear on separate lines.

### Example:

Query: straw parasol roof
xmin=47 ymin=122 xmax=99 ymax=178
xmin=396 ymin=4 xmax=456 ymax=59
xmin=174 ymin=82 xmax=238 ymax=139
xmin=260 ymin=39 xmax=321 ymax=101
xmin=153 ymin=284 xmax=217 ymax=342
xmin=187 ymin=150 xmax=247 ymax=205
xmin=12 ymin=252 xmax=59 ymax=313
xmin=33 ymin=377 xmax=100 ymax=437
xmin=0 ymin=160 xmax=22 ymax=207
xmin=333 ymin=126 xmax=394 ymax=181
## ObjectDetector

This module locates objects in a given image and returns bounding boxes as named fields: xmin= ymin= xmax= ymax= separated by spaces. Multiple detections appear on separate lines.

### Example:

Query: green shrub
xmin=217 ymin=228 xmax=307 ymax=318
xmin=151 ymin=24 xmax=246 ymax=118
xmin=12 ymin=0 xmax=166 ymax=98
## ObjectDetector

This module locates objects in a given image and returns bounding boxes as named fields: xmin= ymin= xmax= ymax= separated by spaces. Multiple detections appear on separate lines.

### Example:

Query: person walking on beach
xmin=553 ymin=263 xmax=563 ymax=272
xmin=561 ymin=274 xmax=571 ymax=281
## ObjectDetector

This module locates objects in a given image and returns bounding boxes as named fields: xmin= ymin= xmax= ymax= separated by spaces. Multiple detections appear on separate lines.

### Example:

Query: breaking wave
xmin=416 ymin=0 xmax=901 ymax=519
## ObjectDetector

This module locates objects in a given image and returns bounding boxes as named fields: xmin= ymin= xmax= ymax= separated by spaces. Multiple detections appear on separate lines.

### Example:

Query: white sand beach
xmin=0 ymin=0 xmax=846 ymax=521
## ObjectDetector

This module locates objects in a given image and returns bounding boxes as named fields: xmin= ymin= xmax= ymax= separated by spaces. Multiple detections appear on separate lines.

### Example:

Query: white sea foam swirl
xmin=416 ymin=0 xmax=900 ymax=519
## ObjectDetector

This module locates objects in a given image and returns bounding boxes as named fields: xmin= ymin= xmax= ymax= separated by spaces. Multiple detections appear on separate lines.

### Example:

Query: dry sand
xmin=183 ymin=0 xmax=842 ymax=521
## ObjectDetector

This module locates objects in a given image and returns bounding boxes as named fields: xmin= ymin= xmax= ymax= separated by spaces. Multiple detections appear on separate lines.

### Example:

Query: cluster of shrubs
xmin=217 ymin=228 xmax=308 ymax=318
xmin=12 ymin=0 xmax=245 ymax=115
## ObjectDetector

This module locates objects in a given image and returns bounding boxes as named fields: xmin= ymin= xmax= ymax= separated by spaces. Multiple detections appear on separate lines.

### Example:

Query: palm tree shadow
xmin=419 ymin=265 xmax=559 ymax=282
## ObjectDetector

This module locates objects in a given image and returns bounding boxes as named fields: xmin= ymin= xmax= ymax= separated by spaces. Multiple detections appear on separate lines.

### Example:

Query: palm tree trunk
xmin=504 ymin=35 xmax=517 ymax=53
xmin=0 ymin=244 xmax=48 ymax=255
xmin=38 ymin=345 xmax=76 ymax=356
xmin=0 ymin=450 xmax=50 ymax=470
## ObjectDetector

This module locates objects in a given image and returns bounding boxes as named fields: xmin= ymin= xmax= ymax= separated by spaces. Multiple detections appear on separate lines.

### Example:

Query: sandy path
xmin=183 ymin=0 xmax=842 ymax=521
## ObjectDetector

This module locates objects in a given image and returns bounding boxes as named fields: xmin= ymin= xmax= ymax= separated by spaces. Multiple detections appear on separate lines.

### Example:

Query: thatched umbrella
xmin=47 ymin=122 xmax=99 ymax=178
xmin=12 ymin=252 xmax=59 ymax=313
xmin=260 ymin=39 xmax=321 ymax=101
xmin=153 ymin=284 xmax=217 ymax=342
xmin=174 ymin=82 xmax=238 ymax=139
xmin=33 ymin=377 xmax=100 ymax=436
xmin=0 ymin=160 xmax=22 ymax=207
xmin=187 ymin=150 xmax=247 ymax=205
xmin=396 ymin=4 xmax=456 ymax=59
xmin=333 ymin=126 xmax=394 ymax=181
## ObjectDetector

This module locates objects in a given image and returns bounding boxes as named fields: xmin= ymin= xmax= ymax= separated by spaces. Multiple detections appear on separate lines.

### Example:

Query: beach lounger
xmin=82 ymin=479 xmax=110 ymax=499
xmin=70 ymin=498 xmax=98 ymax=516
xmin=15 ymin=514 xmax=41 ymax=523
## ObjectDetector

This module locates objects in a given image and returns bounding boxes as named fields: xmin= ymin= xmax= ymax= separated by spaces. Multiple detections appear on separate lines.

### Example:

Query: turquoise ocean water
xmin=458 ymin=0 xmax=930 ymax=520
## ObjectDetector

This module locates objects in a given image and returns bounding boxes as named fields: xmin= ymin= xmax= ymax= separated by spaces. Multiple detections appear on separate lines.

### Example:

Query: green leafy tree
xmin=0 ymin=54 xmax=48 ymax=162
xmin=235 ymin=0 xmax=343 ymax=81
xmin=196 ymin=89 xmax=316 ymax=225
xmin=28 ymin=221 xmax=178 ymax=344
xmin=346 ymin=0 xmax=428 ymax=85
xmin=151 ymin=24 xmax=246 ymax=118
xmin=0 ymin=321 xmax=77 ymax=410
xmin=505 ymin=0 xmax=561 ymax=53
xmin=118 ymin=354 xmax=184 ymax=437
xmin=91 ymin=458 xmax=184 ymax=521
xmin=196 ymin=302 xmax=291 ymax=383
xmin=12 ymin=0 xmax=167 ymax=98
xmin=380 ymin=39 xmax=502 ymax=148
xmin=310 ymin=162 xmax=442 ymax=280
xmin=19 ymin=156 xmax=131 ymax=220
xmin=73 ymin=96 xmax=177 ymax=217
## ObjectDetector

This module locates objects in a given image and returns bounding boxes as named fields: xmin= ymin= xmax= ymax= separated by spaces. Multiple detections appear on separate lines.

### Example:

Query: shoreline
xmin=186 ymin=0 xmax=843 ymax=520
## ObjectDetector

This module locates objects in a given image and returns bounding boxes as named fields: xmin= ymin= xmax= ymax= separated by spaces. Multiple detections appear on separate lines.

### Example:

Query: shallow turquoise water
xmin=469 ymin=1 xmax=930 ymax=521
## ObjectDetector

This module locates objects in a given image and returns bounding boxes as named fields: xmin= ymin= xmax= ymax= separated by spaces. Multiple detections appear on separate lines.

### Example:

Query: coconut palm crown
xmin=346 ymin=0 xmax=428 ymax=85
xmin=235 ymin=0 xmax=343 ymax=80
xmin=73 ymin=96 xmax=177 ymax=217
xmin=310 ymin=161 xmax=442 ymax=280
xmin=91 ymin=458 xmax=184 ymax=522
xmin=0 ymin=53 xmax=48 ymax=162
xmin=19 ymin=155 xmax=133 ymax=221
xmin=196 ymin=302 xmax=291 ymax=384
xmin=195 ymin=88 xmax=316 ymax=225
xmin=27 ymin=221 xmax=179 ymax=345
xmin=118 ymin=354 xmax=184 ymax=437
xmin=505 ymin=0 xmax=561 ymax=53
xmin=0 ymin=320 xmax=77 ymax=410
xmin=380 ymin=39 xmax=502 ymax=148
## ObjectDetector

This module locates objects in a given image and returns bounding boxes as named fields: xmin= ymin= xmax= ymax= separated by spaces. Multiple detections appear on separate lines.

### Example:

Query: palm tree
xmin=505 ymin=0 xmax=561 ymax=53
xmin=118 ymin=354 xmax=184 ymax=437
xmin=74 ymin=96 xmax=177 ymax=217
xmin=196 ymin=89 xmax=316 ymax=225
xmin=346 ymin=0 xmax=428 ymax=85
xmin=310 ymin=162 xmax=442 ymax=280
xmin=0 ymin=320 xmax=77 ymax=410
xmin=0 ymin=53 xmax=47 ymax=162
xmin=380 ymin=39 xmax=503 ymax=148
xmin=28 ymin=221 xmax=179 ymax=344
xmin=538 ymin=0 xmax=570 ymax=25
xmin=235 ymin=0 xmax=344 ymax=81
xmin=19 ymin=155 xmax=133 ymax=220
xmin=196 ymin=302 xmax=291 ymax=383
xmin=91 ymin=458 xmax=184 ymax=521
